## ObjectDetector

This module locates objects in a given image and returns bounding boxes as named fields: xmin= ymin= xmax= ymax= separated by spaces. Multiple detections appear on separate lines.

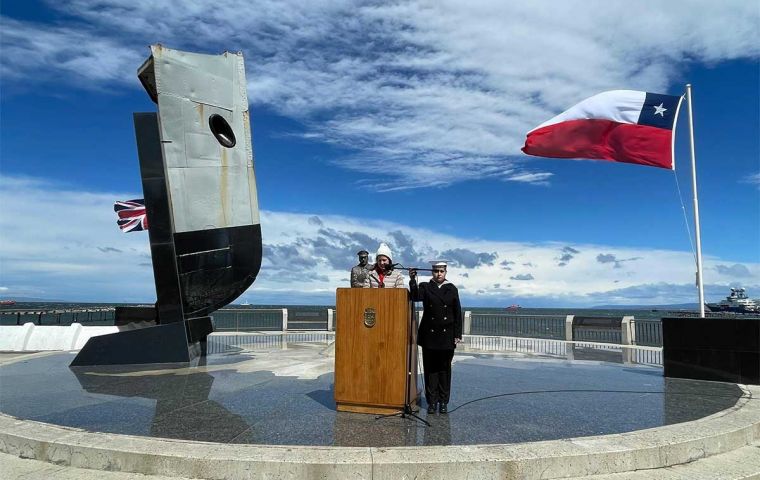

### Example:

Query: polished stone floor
xmin=0 ymin=337 xmax=744 ymax=447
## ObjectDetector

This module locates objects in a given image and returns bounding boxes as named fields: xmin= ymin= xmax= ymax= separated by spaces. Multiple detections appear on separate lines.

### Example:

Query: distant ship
xmin=706 ymin=288 xmax=760 ymax=314
xmin=0 ymin=300 xmax=16 ymax=306
xmin=506 ymin=304 xmax=521 ymax=310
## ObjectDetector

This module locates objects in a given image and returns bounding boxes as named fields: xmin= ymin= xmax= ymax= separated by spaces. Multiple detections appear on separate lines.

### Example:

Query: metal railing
xmin=469 ymin=314 xmax=566 ymax=339
xmin=571 ymin=316 xmax=623 ymax=344
xmin=0 ymin=306 xmax=666 ymax=347
xmin=206 ymin=331 xmax=334 ymax=354
xmin=462 ymin=335 xmax=662 ymax=366
xmin=465 ymin=335 xmax=568 ymax=355
xmin=634 ymin=320 xmax=663 ymax=347
xmin=630 ymin=347 xmax=662 ymax=366
xmin=212 ymin=309 xmax=284 ymax=331
xmin=286 ymin=306 xmax=329 ymax=330
xmin=0 ymin=309 xmax=116 ymax=326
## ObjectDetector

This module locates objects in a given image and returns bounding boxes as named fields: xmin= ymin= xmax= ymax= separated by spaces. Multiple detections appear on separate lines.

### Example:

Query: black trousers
xmin=422 ymin=348 xmax=455 ymax=405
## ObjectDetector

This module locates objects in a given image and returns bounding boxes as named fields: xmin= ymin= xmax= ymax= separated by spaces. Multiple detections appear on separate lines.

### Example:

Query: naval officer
xmin=409 ymin=261 xmax=462 ymax=414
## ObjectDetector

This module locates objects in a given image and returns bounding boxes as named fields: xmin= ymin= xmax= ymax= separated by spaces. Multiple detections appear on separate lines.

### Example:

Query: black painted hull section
xmin=133 ymin=112 xmax=262 ymax=322
xmin=175 ymin=224 xmax=262 ymax=317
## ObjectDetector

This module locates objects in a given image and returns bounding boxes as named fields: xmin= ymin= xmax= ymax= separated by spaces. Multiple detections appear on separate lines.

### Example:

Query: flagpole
xmin=686 ymin=84 xmax=706 ymax=316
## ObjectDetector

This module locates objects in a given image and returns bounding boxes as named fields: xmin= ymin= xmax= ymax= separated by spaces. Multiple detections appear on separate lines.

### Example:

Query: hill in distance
xmin=592 ymin=303 xmax=700 ymax=310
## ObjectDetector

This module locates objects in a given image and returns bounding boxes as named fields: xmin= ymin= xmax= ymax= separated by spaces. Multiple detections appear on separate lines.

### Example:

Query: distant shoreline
xmin=0 ymin=299 xmax=700 ymax=310
xmin=0 ymin=301 xmax=701 ymax=322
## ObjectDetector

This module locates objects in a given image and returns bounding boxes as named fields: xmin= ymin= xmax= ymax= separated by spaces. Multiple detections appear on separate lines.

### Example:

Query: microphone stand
xmin=375 ymin=276 xmax=430 ymax=427
xmin=387 ymin=263 xmax=436 ymax=273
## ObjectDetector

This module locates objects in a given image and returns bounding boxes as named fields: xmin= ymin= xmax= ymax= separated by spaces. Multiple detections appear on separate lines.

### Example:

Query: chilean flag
xmin=522 ymin=90 xmax=683 ymax=169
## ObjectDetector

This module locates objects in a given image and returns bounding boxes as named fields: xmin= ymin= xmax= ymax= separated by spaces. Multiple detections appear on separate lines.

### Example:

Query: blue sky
xmin=1 ymin=0 xmax=758 ymax=306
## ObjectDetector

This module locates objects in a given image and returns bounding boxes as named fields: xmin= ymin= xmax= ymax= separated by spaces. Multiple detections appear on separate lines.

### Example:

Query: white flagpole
xmin=686 ymin=84 xmax=706 ymax=316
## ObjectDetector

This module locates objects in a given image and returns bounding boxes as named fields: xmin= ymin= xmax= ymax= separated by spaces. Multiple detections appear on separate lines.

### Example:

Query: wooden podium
xmin=334 ymin=288 xmax=418 ymax=414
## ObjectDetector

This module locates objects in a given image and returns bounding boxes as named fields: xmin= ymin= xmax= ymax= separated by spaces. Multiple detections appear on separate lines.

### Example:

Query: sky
xmin=1 ymin=0 xmax=758 ymax=307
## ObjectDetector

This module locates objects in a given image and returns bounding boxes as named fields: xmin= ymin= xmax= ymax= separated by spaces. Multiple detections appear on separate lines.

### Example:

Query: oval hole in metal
xmin=208 ymin=114 xmax=236 ymax=148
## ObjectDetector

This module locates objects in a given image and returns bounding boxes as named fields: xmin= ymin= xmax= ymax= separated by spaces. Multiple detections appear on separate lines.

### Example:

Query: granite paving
xmin=0 ymin=337 xmax=744 ymax=447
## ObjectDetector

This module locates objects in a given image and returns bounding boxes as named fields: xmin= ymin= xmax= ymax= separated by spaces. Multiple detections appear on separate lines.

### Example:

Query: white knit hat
xmin=375 ymin=243 xmax=393 ymax=263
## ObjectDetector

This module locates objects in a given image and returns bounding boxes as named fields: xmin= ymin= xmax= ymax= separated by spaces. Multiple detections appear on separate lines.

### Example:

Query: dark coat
xmin=410 ymin=280 xmax=463 ymax=350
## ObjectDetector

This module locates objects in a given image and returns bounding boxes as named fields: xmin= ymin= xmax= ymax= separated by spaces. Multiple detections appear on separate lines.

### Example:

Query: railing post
xmin=69 ymin=323 xmax=83 ymax=350
xmin=464 ymin=311 xmax=472 ymax=335
xmin=621 ymin=316 xmax=635 ymax=345
xmin=631 ymin=316 xmax=637 ymax=345
xmin=20 ymin=322 xmax=35 ymax=350
xmin=565 ymin=315 xmax=574 ymax=342
xmin=282 ymin=308 xmax=288 ymax=332
xmin=327 ymin=308 xmax=334 ymax=331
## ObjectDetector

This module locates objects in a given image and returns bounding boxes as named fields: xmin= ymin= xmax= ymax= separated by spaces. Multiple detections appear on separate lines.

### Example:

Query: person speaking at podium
xmin=409 ymin=261 xmax=462 ymax=414
xmin=363 ymin=243 xmax=405 ymax=288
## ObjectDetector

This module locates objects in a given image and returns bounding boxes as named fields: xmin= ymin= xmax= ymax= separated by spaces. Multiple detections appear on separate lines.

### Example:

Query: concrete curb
xmin=0 ymin=384 xmax=758 ymax=480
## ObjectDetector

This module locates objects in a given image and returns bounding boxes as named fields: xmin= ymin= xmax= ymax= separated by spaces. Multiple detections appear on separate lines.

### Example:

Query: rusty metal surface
xmin=142 ymin=44 xmax=259 ymax=234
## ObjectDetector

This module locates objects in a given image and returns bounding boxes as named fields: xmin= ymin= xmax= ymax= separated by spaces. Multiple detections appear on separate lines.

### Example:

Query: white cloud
xmin=0 ymin=17 xmax=143 ymax=87
xmin=714 ymin=263 xmax=753 ymax=278
xmin=2 ymin=1 xmax=757 ymax=189
xmin=741 ymin=173 xmax=760 ymax=189
xmin=1 ymin=174 xmax=758 ymax=305
xmin=0 ymin=175 xmax=153 ymax=301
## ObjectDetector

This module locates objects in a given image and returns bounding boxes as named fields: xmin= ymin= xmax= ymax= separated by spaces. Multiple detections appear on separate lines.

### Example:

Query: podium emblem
xmin=363 ymin=307 xmax=376 ymax=328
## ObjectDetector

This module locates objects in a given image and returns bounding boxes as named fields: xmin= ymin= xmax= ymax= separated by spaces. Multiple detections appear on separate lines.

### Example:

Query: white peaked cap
xmin=430 ymin=261 xmax=447 ymax=268
xmin=376 ymin=243 xmax=393 ymax=263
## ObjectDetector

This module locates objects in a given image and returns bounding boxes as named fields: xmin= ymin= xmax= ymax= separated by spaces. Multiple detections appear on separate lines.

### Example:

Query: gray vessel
xmin=706 ymin=288 xmax=760 ymax=314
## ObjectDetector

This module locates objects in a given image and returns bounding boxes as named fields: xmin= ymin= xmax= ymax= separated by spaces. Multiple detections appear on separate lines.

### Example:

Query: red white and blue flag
xmin=114 ymin=199 xmax=148 ymax=232
xmin=522 ymin=90 xmax=683 ymax=169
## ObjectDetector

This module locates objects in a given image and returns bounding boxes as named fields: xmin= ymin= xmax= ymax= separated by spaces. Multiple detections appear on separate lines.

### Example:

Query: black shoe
xmin=427 ymin=403 xmax=436 ymax=414
xmin=439 ymin=403 xmax=448 ymax=414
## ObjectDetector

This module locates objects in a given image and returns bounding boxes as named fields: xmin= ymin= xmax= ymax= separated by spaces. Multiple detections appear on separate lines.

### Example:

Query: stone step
xmin=0 ymin=452 xmax=194 ymax=480
xmin=568 ymin=441 xmax=760 ymax=480
xmin=4 ymin=442 xmax=760 ymax=480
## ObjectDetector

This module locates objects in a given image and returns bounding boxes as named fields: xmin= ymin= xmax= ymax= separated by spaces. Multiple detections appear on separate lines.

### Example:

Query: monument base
xmin=70 ymin=316 xmax=213 ymax=366
xmin=662 ymin=316 xmax=760 ymax=385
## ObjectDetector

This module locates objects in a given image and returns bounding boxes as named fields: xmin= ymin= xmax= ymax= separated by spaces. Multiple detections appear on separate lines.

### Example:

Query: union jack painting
xmin=114 ymin=199 xmax=149 ymax=232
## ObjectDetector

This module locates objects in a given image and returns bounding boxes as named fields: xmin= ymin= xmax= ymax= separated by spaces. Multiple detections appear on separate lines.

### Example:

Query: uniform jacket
xmin=362 ymin=266 xmax=405 ymax=288
xmin=411 ymin=279 xmax=463 ymax=350
xmin=350 ymin=264 xmax=371 ymax=287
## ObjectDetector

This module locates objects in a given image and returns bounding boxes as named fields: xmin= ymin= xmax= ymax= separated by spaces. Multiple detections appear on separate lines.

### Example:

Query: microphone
xmin=384 ymin=262 xmax=399 ymax=273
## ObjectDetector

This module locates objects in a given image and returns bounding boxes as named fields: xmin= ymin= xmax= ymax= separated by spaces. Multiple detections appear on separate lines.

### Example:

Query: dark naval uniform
xmin=410 ymin=278 xmax=462 ymax=409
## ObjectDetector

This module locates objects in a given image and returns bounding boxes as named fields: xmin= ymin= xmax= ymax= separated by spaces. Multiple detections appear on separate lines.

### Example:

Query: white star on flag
xmin=653 ymin=103 xmax=667 ymax=117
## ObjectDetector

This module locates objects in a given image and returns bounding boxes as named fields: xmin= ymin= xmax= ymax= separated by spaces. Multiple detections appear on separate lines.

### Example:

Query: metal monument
xmin=71 ymin=45 xmax=262 ymax=366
